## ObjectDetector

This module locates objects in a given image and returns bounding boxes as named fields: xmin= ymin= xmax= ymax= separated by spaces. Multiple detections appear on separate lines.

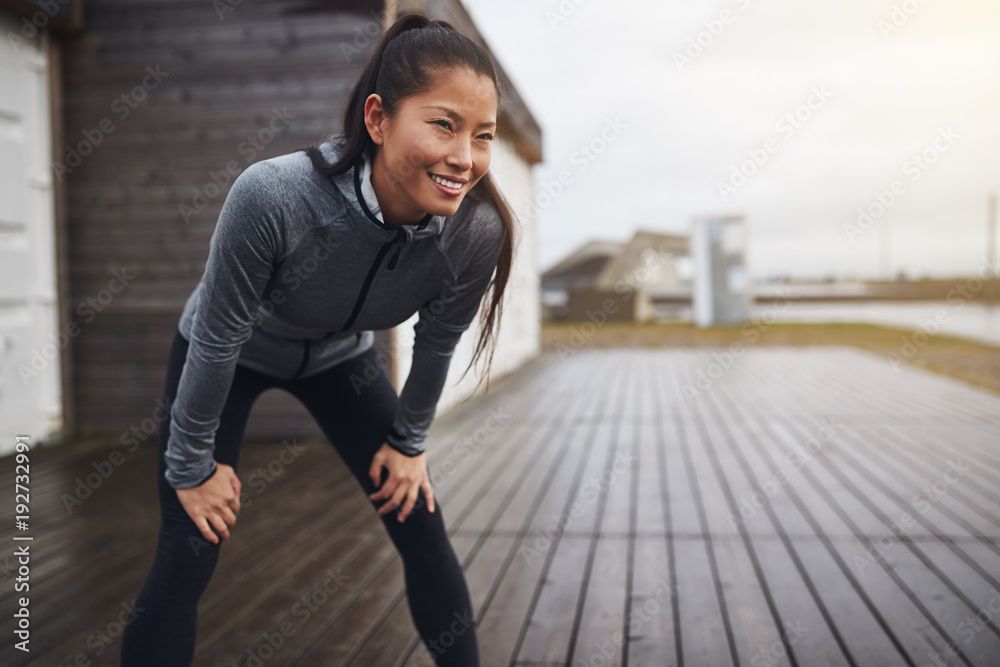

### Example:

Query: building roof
xmin=541 ymin=239 xmax=625 ymax=290
xmin=543 ymin=229 xmax=690 ymax=295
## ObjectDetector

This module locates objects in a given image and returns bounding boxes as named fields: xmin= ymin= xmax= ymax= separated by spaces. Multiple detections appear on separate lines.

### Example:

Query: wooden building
xmin=541 ymin=230 xmax=692 ymax=322
xmin=0 ymin=0 xmax=542 ymax=453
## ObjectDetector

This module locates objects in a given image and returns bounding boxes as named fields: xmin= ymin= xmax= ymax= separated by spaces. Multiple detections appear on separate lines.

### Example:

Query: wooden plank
xmin=570 ymin=534 xmax=630 ymax=667
xmin=626 ymin=352 xmax=679 ymax=666
xmin=565 ymin=354 xmax=638 ymax=666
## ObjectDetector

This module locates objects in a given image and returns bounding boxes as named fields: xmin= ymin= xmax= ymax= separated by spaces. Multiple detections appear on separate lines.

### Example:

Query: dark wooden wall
xmin=60 ymin=0 xmax=388 ymax=441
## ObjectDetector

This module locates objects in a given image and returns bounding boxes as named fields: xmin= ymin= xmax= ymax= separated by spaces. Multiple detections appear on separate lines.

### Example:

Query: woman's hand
xmin=174 ymin=462 xmax=242 ymax=545
xmin=368 ymin=443 xmax=435 ymax=523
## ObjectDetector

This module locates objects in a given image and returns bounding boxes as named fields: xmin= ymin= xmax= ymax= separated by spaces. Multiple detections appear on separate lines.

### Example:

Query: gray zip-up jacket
xmin=165 ymin=135 xmax=506 ymax=489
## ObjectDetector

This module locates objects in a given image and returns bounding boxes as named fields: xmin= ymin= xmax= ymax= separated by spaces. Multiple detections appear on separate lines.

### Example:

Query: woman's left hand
xmin=368 ymin=443 xmax=435 ymax=522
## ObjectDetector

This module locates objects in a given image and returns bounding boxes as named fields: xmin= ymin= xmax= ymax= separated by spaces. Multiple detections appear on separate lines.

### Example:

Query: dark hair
xmin=297 ymin=11 xmax=516 ymax=396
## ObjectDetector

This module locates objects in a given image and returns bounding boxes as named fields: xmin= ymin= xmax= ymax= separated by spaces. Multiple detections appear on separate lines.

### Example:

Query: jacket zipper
xmin=291 ymin=228 xmax=405 ymax=380
xmin=339 ymin=228 xmax=406 ymax=333
xmin=387 ymin=236 xmax=404 ymax=270
xmin=290 ymin=339 xmax=311 ymax=380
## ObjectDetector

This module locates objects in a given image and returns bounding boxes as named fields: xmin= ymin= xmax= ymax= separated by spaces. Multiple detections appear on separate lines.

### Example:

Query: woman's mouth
xmin=428 ymin=172 xmax=464 ymax=197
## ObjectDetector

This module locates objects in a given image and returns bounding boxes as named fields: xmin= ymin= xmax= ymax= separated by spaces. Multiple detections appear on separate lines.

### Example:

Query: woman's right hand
xmin=174 ymin=462 xmax=242 ymax=545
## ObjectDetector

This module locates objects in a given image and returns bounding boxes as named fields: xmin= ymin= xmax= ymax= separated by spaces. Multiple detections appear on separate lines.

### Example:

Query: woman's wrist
xmin=384 ymin=440 xmax=425 ymax=457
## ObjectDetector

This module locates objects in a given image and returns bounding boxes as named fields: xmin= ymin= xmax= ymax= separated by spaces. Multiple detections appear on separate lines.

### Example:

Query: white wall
xmin=393 ymin=135 xmax=540 ymax=420
xmin=0 ymin=12 xmax=61 ymax=455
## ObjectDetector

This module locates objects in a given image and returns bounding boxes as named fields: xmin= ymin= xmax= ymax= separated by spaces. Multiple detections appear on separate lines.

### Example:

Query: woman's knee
xmin=379 ymin=496 xmax=454 ymax=557
xmin=139 ymin=515 xmax=224 ymax=612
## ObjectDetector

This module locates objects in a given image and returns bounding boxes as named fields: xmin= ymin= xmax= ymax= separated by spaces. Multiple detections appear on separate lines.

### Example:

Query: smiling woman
xmin=120 ymin=11 xmax=517 ymax=667
xmin=302 ymin=11 xmax=517 ymax=400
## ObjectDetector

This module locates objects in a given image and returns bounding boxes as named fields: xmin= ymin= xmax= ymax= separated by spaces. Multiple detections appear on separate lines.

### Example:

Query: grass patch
xmin=541 ymin=320 xmax=1000 ymax=396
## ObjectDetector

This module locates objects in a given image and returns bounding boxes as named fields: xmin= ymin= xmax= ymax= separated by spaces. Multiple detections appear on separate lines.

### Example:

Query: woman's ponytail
xmin=326 ymin=13 xmax=433 ymax=176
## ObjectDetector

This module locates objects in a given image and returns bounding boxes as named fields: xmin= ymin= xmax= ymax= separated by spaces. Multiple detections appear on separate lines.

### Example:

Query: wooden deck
xmin=3 ymin=345 xmax=1000 ymax=666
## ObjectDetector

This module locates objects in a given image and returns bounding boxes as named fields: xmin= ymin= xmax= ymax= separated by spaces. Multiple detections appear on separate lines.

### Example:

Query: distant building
xmin=691 ymin=215 xmax=752 ymax=327
xmin=541 ymin=230 xmax=692 ymax=322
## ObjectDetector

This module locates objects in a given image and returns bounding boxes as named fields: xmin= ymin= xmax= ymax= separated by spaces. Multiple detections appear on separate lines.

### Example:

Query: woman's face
xmin=364 ymin=67 xmax=498 ymax=224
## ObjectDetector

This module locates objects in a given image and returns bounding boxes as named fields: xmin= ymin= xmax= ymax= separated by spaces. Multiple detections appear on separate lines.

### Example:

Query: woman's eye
xmin=433 ymin=119 xmax=492 ymax=141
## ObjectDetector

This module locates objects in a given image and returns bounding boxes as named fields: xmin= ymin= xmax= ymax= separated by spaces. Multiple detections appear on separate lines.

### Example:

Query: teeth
xmin=430 ymin=174 xmax=462 ymax=189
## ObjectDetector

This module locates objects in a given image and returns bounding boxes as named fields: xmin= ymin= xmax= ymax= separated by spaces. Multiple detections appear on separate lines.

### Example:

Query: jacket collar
xmin=321 ymin=136 xmax=446 ymax=247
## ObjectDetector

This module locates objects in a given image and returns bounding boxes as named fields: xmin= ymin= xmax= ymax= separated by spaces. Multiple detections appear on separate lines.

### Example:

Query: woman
xmin=120 ymin=11 xmax=517 ymax=666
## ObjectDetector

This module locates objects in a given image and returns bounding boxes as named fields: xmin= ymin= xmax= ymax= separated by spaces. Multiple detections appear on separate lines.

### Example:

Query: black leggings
xmin=120 ymin=329 xmax=479 ymax=666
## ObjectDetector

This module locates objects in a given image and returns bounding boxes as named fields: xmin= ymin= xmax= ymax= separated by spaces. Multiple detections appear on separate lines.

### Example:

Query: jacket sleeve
xmin=384 ymin=214 xmax=506 ymax=456
xmin=164 ymin=161 xmax=282 ymax=489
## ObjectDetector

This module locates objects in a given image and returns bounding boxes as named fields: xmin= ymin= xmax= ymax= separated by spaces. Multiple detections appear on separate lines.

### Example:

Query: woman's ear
xmin=364 ymin=94 xmax=386 ymax=146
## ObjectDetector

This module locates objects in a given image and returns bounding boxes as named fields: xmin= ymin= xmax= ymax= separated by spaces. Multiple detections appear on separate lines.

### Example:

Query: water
xmin=656 ymin=301 xmax=1000 ymax=347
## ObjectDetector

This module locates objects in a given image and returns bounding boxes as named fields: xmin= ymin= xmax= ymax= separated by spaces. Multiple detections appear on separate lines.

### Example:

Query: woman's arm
xmin=384 ymin=210 xmax=506 ymax=456
xmin=165 ymin=160 xmax=283 ymax=489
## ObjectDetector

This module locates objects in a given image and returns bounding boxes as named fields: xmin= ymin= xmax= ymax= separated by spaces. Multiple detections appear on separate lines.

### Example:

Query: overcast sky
xmin=461 ymin=0 xmax=1000 ymax=281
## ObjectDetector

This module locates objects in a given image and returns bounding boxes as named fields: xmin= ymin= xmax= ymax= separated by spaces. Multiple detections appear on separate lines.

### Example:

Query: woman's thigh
xmin=281 ymin=346 xmax=400 ymax=498
xmin=156 ymin=330 xmax=281 ymax=522
xmin=282 ymin=347 xmax=453 ymax=554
